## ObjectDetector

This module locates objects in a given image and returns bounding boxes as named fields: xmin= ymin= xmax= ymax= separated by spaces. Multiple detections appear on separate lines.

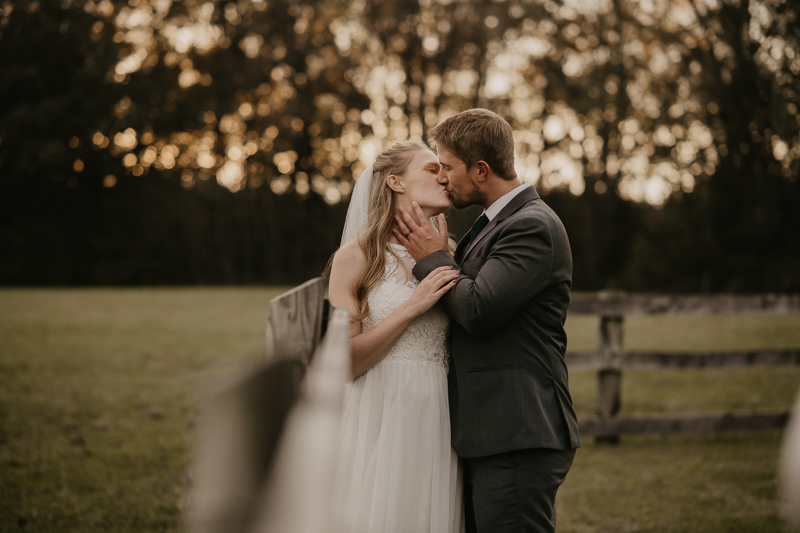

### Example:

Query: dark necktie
xmin=469 ymin=214 xmax=490 ymax=245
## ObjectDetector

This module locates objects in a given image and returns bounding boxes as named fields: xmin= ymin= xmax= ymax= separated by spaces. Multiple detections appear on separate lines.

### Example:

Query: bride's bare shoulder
xmin=335 ymin=240 xmax=366 ymax=265
xmin=330 ymin=241 xmax=366 ymax=282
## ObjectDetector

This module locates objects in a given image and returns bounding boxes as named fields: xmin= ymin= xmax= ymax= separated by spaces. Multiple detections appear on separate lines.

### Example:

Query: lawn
xmin=1 ymin=288 xmax=799 ymax=532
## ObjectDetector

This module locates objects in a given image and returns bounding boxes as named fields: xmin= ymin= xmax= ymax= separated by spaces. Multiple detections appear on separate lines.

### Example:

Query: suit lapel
xmin=462 ymin=186 xmax=541 ymax=259
xmin=455 ymin=233 xmax=470 ymax=264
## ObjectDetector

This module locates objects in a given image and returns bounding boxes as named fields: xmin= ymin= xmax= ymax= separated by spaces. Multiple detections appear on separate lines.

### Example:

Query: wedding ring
xmin=404 ymin=231 xmax=412 ymax=238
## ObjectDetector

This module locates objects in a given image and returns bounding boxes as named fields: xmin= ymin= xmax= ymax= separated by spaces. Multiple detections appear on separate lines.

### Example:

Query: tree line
xmin=0 ymin=0 xmax=797 ymax=290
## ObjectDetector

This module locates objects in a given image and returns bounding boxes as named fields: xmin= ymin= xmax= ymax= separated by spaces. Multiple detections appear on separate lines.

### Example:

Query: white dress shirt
xmin=483 ymin=183 xmax=532 ymax=221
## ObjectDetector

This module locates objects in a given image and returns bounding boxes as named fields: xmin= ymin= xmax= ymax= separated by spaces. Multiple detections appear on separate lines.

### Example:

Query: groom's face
xmin=436 ymin=146 xmax=487 ymax=209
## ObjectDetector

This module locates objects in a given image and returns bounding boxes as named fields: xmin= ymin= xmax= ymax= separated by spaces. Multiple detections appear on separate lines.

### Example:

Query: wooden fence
xmin=567 ymin=292 xmax=800 ymax=442
xmin=191 ymin=282 xmax=799 ymax=531
xmin=257 ymin=285 xmax=800 ymax=445
xmin=258 ymin=285 xmax=800 ymax=443
xmin=192 ymin=277 xmax=347 ymax=533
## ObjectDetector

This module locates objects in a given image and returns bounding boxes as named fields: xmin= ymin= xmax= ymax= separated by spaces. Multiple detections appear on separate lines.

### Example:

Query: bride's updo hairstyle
xmin=351 ymin=141 xmax=428 ymax=321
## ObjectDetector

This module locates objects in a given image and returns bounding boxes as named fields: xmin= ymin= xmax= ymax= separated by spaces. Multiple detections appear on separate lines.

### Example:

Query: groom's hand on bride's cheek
xmin=393 ymin=202 xmax=448 ymax=261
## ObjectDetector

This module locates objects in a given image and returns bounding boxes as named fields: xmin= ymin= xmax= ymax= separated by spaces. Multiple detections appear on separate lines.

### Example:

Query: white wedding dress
xmin=336 ymin=243 xmax=464 ymax=533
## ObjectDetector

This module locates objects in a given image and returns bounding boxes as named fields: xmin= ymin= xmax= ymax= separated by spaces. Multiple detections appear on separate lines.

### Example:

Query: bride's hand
xmin=403 ymin=266 xmax=460 ymax=317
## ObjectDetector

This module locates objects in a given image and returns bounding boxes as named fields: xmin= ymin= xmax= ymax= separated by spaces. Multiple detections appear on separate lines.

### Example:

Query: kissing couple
xmin=328 ymin=109 xmax=581 ymax=533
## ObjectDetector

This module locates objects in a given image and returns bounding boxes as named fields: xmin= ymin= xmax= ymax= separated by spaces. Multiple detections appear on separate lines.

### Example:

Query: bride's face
xmin=394 ymin=149 xmax=451 ymax=217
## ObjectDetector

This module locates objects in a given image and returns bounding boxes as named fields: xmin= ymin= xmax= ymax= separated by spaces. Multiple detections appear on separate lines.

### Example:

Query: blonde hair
xmin=329 ymin=141 xmax=454 ymax=321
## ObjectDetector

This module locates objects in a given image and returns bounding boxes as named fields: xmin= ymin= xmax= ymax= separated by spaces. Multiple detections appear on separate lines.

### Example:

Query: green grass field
xmin=1 ymin=288 xmax=799 ymax=532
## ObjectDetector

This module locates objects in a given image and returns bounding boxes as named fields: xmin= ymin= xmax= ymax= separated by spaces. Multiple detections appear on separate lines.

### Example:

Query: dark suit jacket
xmin=412 ymin=186 xmax=580 ymax=458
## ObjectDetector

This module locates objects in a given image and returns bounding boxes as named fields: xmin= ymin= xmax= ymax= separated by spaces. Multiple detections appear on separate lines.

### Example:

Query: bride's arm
xmin=329 ymin=242 xmax=459 ymax=380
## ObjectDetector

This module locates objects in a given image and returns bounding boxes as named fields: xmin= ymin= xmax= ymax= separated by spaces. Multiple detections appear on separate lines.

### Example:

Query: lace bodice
xmin=362 ymin=243 xmax=450 ymax=369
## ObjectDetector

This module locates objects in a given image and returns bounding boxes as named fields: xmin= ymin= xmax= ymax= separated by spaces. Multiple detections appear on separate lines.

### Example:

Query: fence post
xmin=596 ymin=315 xmax=624 ymax=444
xmin=265 ymin=277 xmax=327 ymax=366
xmin=192 ymin=278 xmax=329 ymax=533
xmin=248 ymin=308 xmax=351 ymax=533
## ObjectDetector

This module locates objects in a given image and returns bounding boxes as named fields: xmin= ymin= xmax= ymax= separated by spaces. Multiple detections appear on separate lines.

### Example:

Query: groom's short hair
xmin=427 ymin=108 xmax=517 ymax=181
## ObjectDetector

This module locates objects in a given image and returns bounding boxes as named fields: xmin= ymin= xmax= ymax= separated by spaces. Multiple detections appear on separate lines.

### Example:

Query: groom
xmin=395 ymin=108 xmax=580 ymax=533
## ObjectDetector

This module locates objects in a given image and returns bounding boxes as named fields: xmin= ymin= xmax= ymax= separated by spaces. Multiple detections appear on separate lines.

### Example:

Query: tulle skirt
xmin=336 ymin=360 xmax=464 ymax=533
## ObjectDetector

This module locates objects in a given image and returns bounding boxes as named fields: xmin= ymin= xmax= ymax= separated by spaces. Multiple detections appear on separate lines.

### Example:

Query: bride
xmin=328 ymin=141 xmax=465 ymax=533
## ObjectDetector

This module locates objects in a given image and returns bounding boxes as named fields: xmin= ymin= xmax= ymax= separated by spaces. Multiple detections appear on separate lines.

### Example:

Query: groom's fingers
xmin=393 ymin=227 xmax=410 ymax=246
xmin=438 ymin=213 xmax=448 ymax=236
xmin=399 ymin=206 xmax=422 ymax=232
xmin=410 ymin=202 xmax=428 ymax=229
xmin=394 ymin=214 xmax=411 ymax=236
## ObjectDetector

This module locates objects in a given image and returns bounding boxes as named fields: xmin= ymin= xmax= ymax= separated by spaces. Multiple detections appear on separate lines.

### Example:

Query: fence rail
xmin=567 ymin=292 xmax=800 ymax=442
xmin=580 ymin=411 xmax=791 ymax=437
xmin=568 ymin=293 xmax=800 ymax=315
xmin=566 ymin=349 xmax=800 ymax=371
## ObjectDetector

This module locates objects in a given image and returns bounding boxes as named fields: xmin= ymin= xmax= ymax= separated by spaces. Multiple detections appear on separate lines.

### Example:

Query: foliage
xmin=0 ymin=0 xmax=798 ymax=287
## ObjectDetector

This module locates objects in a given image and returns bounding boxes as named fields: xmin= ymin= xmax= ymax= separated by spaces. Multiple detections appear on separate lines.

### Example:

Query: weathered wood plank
xmin=595 ymin=316 xmax=623 ymax=444
xmin=579 ymin=410 xmax=790 ymax=436
xmin=250 ymin=308 xmax=351 ymax=533
xmin=568 ymin=293 xmax=800 ymax=316
xmin=191 ymin=359 xmax=305 ymax=533
xmin=567 ymin=349 xmax=800 ymax=371
xmin=265 ymin=277 xmax=326 ymax=365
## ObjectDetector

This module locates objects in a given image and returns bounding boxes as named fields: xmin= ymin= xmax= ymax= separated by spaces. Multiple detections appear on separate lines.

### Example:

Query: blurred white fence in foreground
xmin=780 ymin=391 xmax=800 ymax=529
xmin=192 ymin=277 xmax=347 ymax=533
xmin=249 ymin=307 xmax=350 ymax=533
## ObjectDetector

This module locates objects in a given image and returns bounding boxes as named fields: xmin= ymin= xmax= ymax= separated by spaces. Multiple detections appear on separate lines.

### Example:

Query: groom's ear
xmin=386 ymin=174 xmax=404 ymax=193
xmin=475 ymin=161 xmax=491 ymax=183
